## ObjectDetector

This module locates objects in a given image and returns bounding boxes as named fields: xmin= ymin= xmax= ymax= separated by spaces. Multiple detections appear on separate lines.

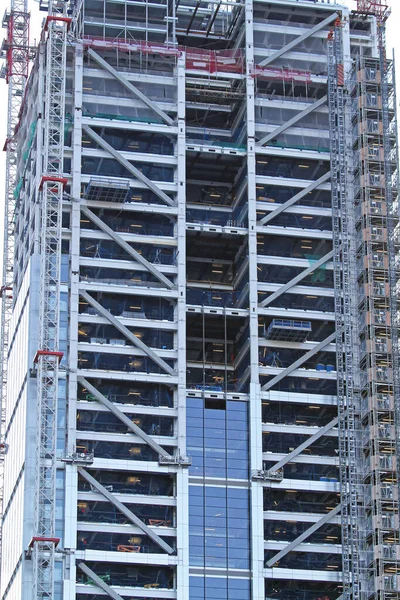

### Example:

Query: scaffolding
xmin=356 ymin=1 xmax=391 ymax=20
xmin=0 ymin=0 xmax=30 ymax=577
xmin=351 ymin=47 xmax=400 ymax=600
xmin=328 ymin=18 xmax=361 ymax=600
xmin=31 ymin=1 xmax=70 ymax=598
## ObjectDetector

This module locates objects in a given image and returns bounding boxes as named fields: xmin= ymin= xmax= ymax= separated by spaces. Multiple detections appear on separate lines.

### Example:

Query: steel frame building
xmin=0 ymin=0 xmax=399 ymax=599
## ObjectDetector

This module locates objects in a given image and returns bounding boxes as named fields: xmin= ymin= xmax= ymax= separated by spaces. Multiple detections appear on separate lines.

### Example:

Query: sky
xmin=0 ymin=0 xmax=398 ymax=258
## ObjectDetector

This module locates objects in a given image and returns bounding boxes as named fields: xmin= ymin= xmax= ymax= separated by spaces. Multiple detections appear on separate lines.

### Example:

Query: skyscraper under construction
xmin=0 ymin=0 xmax=399 ymax=599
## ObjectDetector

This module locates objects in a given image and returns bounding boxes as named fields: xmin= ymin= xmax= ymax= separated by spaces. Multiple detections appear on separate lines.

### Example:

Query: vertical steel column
xmin=245 ymin=0 xmax=264 ymax=597
xmin=63 ymin=39 xmax=84 ymax=600
xmin=176 ymin=52 xmax=189 ymax=600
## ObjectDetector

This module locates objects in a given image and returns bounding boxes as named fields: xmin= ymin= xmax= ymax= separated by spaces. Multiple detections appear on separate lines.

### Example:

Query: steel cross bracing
xmin=327 ymin=21 xmax=361 ymax=600
xmin=32 ymin=1 xmax=69 ymax=598
xmin=0 ymin=0 xmax=30 ymax=583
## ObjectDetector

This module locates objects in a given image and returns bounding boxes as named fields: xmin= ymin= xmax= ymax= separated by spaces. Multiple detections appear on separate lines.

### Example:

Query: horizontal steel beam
xmin=83 ymin=125 xmax=175 ymax=207
xmin=79 ymin=290 xmax=175 ymax=375
xmin=78 ymin=468 xmax=174 ymax=554
xmin=87 ymin=48 xmax=174 ymax=126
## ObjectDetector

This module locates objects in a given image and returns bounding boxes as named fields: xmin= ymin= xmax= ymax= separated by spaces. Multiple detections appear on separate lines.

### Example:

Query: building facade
xmin=0 ymin=0 xmax=399 ymax=599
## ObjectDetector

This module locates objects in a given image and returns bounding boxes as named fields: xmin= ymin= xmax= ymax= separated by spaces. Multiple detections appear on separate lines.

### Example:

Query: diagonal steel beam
xmin=206 ymin=0 xmax=222 ymax=36
xmin=236 ymin=365 xmax=251 ymax=392
xmin=77 ymin=563 xmax=125 ymax=600
xmin=259 ymin=250 xmax=333 ymax=307
xmin=83 ymin=125 xmax=175 ymax=207
xmin=78 ymin=468 xmax=174 ymax=554
xmin=78 ymin=376 xmax=173 ymax=459
xmin=186 ymin=0 xmax=200 ymax=34
xmin=265 ymin=417 xmax=338 ymax=474
xmin=258 ymin=172 xmax=331 ymax=226
xmin=87 ymin=48 xmax=174 ymax=126
xmin=79 ymin=290 xmax=175 ymax=375
xmin=261 ymin=332 xmax=336 ymax=391
xmin=259 ymin=12 xmax=338 ymax=67
xmin=258 ymin=96 xmax=327 ymax=146
xmin=81 ymin=206 xmax=175 ymax=289
xmin=266 ymin=504 xmax=341 ymax=567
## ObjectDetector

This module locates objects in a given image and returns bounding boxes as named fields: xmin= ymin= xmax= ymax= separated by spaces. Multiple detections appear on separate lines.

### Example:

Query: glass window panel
xmin=190 ymin=540 xmax=205 ymax=549
xmin=205 ymin=487 xmax=226 ymax=497
xmin=227 ymin=417 xmax=247 ymax=427
xmin=227 ymin=467 xmax=248 ymax=478
xmin=187 ymin=409 xmax=204 ymax=418
xmin=189 ymin=507 xmax=205 ymax=518
xmin=205 ymin=461 xmax=226 ymax=471
xmin=190 ymin=486 xmax=204 ymax=496
xmin=228 ymin=545 xmax=250 ymax=556
xmin=187 ymin=426 xmax=204 ymax=436
xmin=204 ymin=432 xmax=226 ymax=441
xmin=204 ymin=438 xmax=226 ymax=448
xmin=189 ymin=448 xmax=205 ymax=458
xmin=227 ymin=455 xmax=247 ymax=467
xmin=188 ymin=438 xmax=205 ymax=448
xmin=187 ymin=417 xmax=203 ymax=427
xmin=227 ymin=402 xmax=247 ymax=412
xmin=228 ymin=488 xmax=248 ymax=497
xmin=190 ymin=577 xmax=205 ymax=588
xmin=204 ymin=454 xmax=226 ymax=463
xmin=190 ymin=466 xmax=204 ymax=476
xmin=205 ymin=507 xmax=226 ymax=518
xmin=227 ymin=500 xmax=248 ymax=511
xmin=227 ymin=424 xmax=248 ymax=435
xmin=187 ymin=400 xmax=203 ymax=409
xmin=191 ymin=556 xmax=204 ymax=567
xmin=228 ymin=579 xmax=250 ymax=599
xmin=205 ymin=468 xmax=227 ymax=477
xmin=227 ymin=439 xmax=248 ymax=450
xmin=204 ymin=410 xmax=226 ymax=420
xmin=227 ymin=518 xmax=249 ymax=530
xmin=205 ymin=578 xmax=227 ymax=590
xmin=189 ymin=578 xmax=205 ymax=599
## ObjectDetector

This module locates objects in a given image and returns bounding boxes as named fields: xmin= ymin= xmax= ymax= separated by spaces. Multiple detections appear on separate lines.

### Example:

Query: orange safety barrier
xmin=117 ymin=544 xmax=141 ymax=553
xmin=185 ymin=47 xmax=244 ymax=74
xmin=83 ymin=37 xmax=244 ymax=74
xmin=252 ymin=65 xmax=311 ymax=83
xmin=148 ymin=519 xmax=172 ymax=527
xmin=83 ymin=37 xmax=317 ymax=79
